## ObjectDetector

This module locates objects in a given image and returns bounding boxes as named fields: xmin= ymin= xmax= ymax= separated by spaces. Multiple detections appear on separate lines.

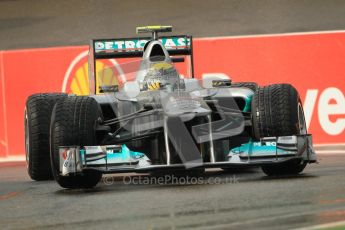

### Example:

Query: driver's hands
xmin=147 ymin=79 xmax=162 ymax=91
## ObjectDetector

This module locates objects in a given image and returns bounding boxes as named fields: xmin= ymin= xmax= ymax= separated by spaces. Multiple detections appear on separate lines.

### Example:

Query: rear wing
xmin=90 ymin=35 xmax=192 ymax=59
xmin=88 ymin=35 xmax=194 ymax=94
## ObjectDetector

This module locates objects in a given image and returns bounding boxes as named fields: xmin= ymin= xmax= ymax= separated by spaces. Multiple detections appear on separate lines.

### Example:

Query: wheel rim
xmin=24 ymin=110 xmax=30 ymax=165
xmin=297 ymin=103 xmax=307 ymax=135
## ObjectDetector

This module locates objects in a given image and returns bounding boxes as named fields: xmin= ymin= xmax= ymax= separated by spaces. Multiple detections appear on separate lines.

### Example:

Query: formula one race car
xmin=25 ymin=26 xmax=317 ymax=188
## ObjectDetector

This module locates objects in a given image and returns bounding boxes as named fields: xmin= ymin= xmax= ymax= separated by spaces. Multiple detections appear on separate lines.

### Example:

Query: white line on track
xmin=0 ymin=156 xmax=25 ymax=163
xmin=316 ymin=150 xmax=345 ymax=155
xmin=294 ymin=220 xmax=345 ymax=230
xmin=197 ymin=30 xmax=345 ymax=40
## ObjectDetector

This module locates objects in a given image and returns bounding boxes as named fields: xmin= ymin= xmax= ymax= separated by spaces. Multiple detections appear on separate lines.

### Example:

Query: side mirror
xmin=202 ymin=74 xmax=231 ymax=88
xmin=99 ymin=85 xmax=119 ymax=93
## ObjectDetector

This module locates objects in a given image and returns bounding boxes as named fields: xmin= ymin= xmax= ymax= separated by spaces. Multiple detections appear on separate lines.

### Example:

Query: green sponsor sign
xmin=95 ymin=37 xmax=190 ymax=52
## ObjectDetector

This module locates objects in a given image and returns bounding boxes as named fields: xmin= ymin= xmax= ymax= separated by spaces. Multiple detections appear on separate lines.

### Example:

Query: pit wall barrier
xmin=1 ymin=31 xmax=345 ymax=159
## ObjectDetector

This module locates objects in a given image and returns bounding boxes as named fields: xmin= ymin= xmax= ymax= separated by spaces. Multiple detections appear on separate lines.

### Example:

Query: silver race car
xmin=25 ymin=26 xmax=316 ymax=188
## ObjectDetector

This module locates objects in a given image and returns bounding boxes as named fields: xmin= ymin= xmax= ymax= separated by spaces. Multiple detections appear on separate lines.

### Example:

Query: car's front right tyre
xmin=50 ymin=96 xmax=102 ymax=189
xmin=25 ymin=93 xmax=67 ymax=181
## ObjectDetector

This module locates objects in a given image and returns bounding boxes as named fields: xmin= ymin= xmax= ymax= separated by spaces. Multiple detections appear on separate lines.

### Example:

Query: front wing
xmin=58 ymin=134 xmax=316 ymax=176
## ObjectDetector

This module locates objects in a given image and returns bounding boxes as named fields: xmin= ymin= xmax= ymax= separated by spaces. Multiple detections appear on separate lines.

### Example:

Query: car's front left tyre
xmin=50 ymin=96 xmax=102 ymax=189
xmin=251 ymin=84 xmax=308 ymax=176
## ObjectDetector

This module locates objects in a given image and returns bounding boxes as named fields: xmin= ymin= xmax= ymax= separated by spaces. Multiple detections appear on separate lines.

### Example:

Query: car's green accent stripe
xmin=243 ymin=94 xmax=253 ymax=112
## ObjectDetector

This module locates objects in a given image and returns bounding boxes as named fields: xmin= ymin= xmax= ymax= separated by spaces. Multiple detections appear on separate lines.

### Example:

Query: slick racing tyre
xmin=25 ymin=93 xmax=67 ymax=181
xmin=231 ymin=82 xmax=258 ymax=92
xmin=50 ymin=96 xmax=102 ymax=189
xmin=251 ymin=84 xmax=307 ymax=176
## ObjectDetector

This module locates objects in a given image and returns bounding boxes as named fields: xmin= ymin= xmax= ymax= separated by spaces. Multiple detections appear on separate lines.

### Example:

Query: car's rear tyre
xmin=251 ymin=84 xmax=307 ymax=176
xmin=25 ymin=93 xmax=67 ymax=181
xmin=231 ymin=82 xmax=258 ymax=92
xmin=50 ymin=96 xmax=102 ymax=189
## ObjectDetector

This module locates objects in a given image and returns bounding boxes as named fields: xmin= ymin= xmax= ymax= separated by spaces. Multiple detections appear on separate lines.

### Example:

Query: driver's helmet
xmin=141 ymin=61 xmax=183 ymax=91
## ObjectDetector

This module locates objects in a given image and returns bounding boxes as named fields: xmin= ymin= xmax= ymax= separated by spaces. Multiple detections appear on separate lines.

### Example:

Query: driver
xmin=142 ymin=61 xmax=181 ymax=91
